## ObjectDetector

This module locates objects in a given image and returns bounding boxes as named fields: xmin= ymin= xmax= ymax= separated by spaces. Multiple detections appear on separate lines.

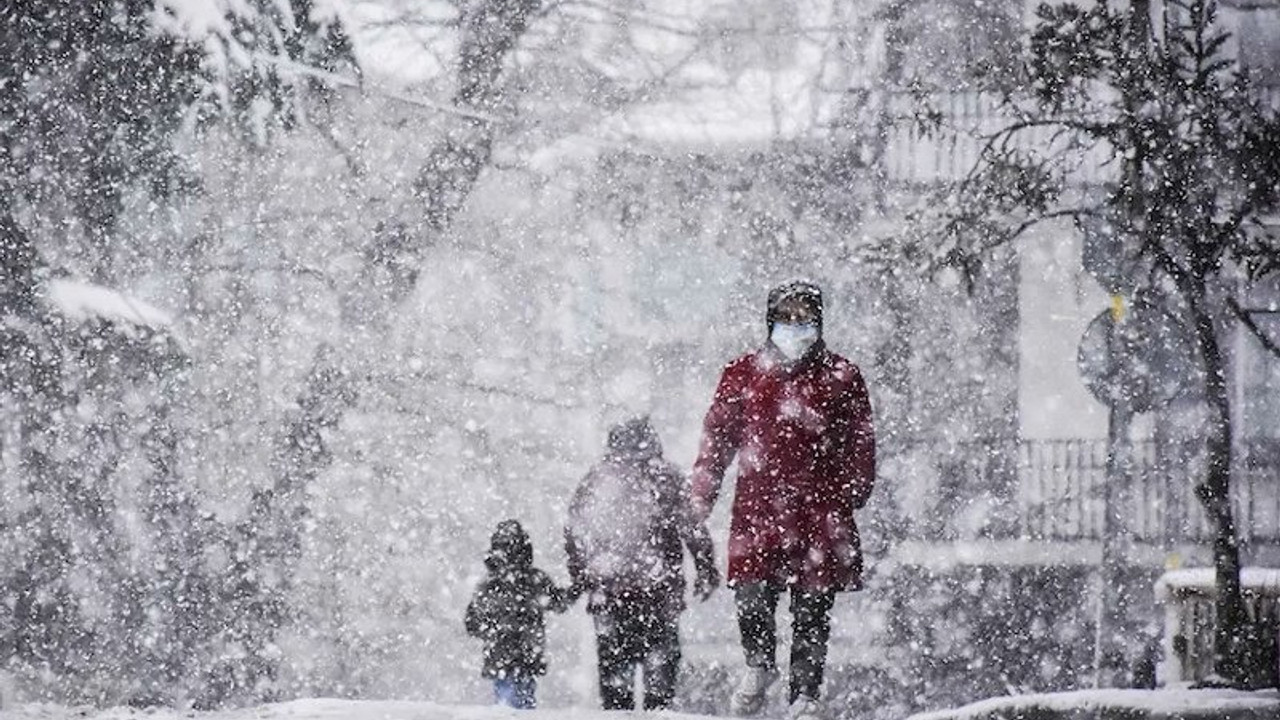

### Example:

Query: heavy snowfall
xmin=2 ymin=1 xmax=1280 ymax=720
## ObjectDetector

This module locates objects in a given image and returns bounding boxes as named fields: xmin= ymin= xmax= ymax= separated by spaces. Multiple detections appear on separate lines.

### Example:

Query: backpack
xmin=569 ymin=458 xmax=668 ymax=586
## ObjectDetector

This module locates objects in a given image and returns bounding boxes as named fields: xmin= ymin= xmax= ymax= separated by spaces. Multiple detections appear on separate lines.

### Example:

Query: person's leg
xmin=493 ymin=677 xmax=516 ymax=707
xmin=595 ymin=603 xmax=637 ymax=710
xmin=641 ymin=615 xmax=681 ymax=710
xmin=736 ymin=583 xmax=782 ymax=670
xmin=514 ymin=675 xmax=537 ymax=709
xmin=731 ymin=583 xmax=783 ymax=715
xmin=788 ymin=588 xmax=836 ymax=703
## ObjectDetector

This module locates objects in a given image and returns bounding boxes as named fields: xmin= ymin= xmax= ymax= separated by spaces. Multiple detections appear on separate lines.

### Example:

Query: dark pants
xmin=735 ymin=583 xmax=836 ymax=703
xmin=592 ymin=591 xmax=681 ymax=710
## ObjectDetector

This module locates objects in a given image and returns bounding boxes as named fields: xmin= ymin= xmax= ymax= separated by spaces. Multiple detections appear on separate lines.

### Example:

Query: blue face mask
xmin=771 ymin=322 xmax=819 ymax=361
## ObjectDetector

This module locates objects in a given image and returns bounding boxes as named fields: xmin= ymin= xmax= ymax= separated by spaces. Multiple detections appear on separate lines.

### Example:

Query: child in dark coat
xmin=465 ymin=519 xmax=573 ymax=709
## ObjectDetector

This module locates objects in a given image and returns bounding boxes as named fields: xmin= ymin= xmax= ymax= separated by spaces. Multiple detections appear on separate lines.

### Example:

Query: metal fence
xmin=1020 ymin=438 xmax=1280 ymax=544
xmin=892 ymin=437 xmax=1280 ymax=544
xmin=875 ymin=88 xmax=1280 ymax=187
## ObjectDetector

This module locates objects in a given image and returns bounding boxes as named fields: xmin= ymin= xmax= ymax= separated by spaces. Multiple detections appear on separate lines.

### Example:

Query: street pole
xmin=1095 ymin=402 xmax=1135 ymax=687
xmin=1094 ymin=295 xmax=1136 ymax=688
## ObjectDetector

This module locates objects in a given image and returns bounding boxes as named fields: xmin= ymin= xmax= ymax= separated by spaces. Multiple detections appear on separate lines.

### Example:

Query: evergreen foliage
xmin=0 ymin=0 xmax=359 ymax=706
xmin=916 ymin=0 xmax=1280 ymax=687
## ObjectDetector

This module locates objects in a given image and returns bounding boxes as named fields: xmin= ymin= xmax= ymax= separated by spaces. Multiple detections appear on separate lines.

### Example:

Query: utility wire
xmin=252 ymin=53 xmax=498 ymax=122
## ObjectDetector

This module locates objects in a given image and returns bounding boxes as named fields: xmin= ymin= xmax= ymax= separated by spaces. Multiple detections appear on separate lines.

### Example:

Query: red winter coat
xmin=691 ymin=342 xmax=876 ymax=591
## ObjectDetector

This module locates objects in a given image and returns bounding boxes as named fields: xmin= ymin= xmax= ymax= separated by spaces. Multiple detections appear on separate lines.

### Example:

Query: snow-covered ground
xmin=5 ymin=689 xmax=1280 ymax=720
xmin=1 ymin=699 xmax=710 ymax=720
xmin=907 ymin=687 xmax=1280 ymax=720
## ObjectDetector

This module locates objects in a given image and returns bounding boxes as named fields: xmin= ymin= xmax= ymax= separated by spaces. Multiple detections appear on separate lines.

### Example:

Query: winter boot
xmin=730 ymin=666 xmax=779 ymax=716
xmin=787 ymin=694 xmax=823 ymax=720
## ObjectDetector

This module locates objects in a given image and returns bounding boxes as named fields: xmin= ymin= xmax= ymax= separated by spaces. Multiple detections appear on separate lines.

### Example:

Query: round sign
xmin=1076 ymin=292 xmax=1199 ymax=412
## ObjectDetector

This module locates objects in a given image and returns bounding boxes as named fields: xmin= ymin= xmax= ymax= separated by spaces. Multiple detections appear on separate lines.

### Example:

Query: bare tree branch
xmin=1228 ymin=295 xmax=1280 ymax=360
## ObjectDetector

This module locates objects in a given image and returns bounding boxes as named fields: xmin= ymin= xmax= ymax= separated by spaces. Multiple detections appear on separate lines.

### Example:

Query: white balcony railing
xmin=889 ymin=437 xmax=1280 ymax=544
xmin=872 ymin=88 xmax=1280 ymax=187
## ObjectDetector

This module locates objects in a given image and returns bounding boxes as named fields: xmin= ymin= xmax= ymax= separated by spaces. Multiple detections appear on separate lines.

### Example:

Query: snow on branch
xmin=45 ymin=278 xmax=173 ymax=331
xmin=152 ymin=0 xmax=355 ymax=109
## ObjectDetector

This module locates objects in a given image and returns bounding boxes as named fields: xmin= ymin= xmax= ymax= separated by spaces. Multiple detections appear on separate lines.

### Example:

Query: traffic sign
xmin=1076 ymin=292 xmax=1198 ymax=412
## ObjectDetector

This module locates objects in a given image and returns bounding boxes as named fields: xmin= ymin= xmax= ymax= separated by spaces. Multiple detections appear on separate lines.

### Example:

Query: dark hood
xmin=606 ymin=415 xmax=663 ymax=461
xmin=485 ymin=519 xmax=533 ymax=573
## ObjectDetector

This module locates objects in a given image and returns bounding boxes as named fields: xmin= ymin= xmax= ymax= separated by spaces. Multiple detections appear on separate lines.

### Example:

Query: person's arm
xmin=563 ymin=479 xmax=592 ymax=594
xmin=690 ymin=361 xmax=748 ymax=521
xmin=536 ymin=570 xmax=574 ymax=613
xmin=687 ymin=519 xmax=719 ymax=600
xmin=464 ymin=581 xmax=491 ymax=638
xmin=680 ymin=473 xmax=719 ymax=596
xmin=835 ymin=366 xmax=877 ymax=509
xmin=661 ymin=466 xmax=719 ymax=599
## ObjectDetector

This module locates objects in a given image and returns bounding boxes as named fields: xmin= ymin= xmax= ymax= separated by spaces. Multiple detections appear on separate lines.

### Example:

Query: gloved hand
xmin=564 ymin=579 xmax=587 ymax=605
xmin=691 ymin=497 xmax=714 ymax=524
xmin=693 ymin=562 xmax=720 ymax=601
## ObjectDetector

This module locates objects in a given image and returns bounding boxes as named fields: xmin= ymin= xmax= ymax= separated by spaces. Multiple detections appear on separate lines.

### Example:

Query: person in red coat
xmin=691 ymin=280 xmax=876 ymax=719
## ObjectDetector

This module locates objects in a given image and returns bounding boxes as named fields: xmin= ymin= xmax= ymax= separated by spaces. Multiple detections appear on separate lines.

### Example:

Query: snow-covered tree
xmin=0 ymin=0 xmax=361 ymax=706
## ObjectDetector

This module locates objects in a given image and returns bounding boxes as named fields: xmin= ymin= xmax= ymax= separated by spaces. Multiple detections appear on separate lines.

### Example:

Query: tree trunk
xmin=248 ymin=0 xmax=545 ymax=689
xmin=1186 ymin=282 xmax=1253 ymax=686
xmin=282 ymin=0 xmax=543 ymax=503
